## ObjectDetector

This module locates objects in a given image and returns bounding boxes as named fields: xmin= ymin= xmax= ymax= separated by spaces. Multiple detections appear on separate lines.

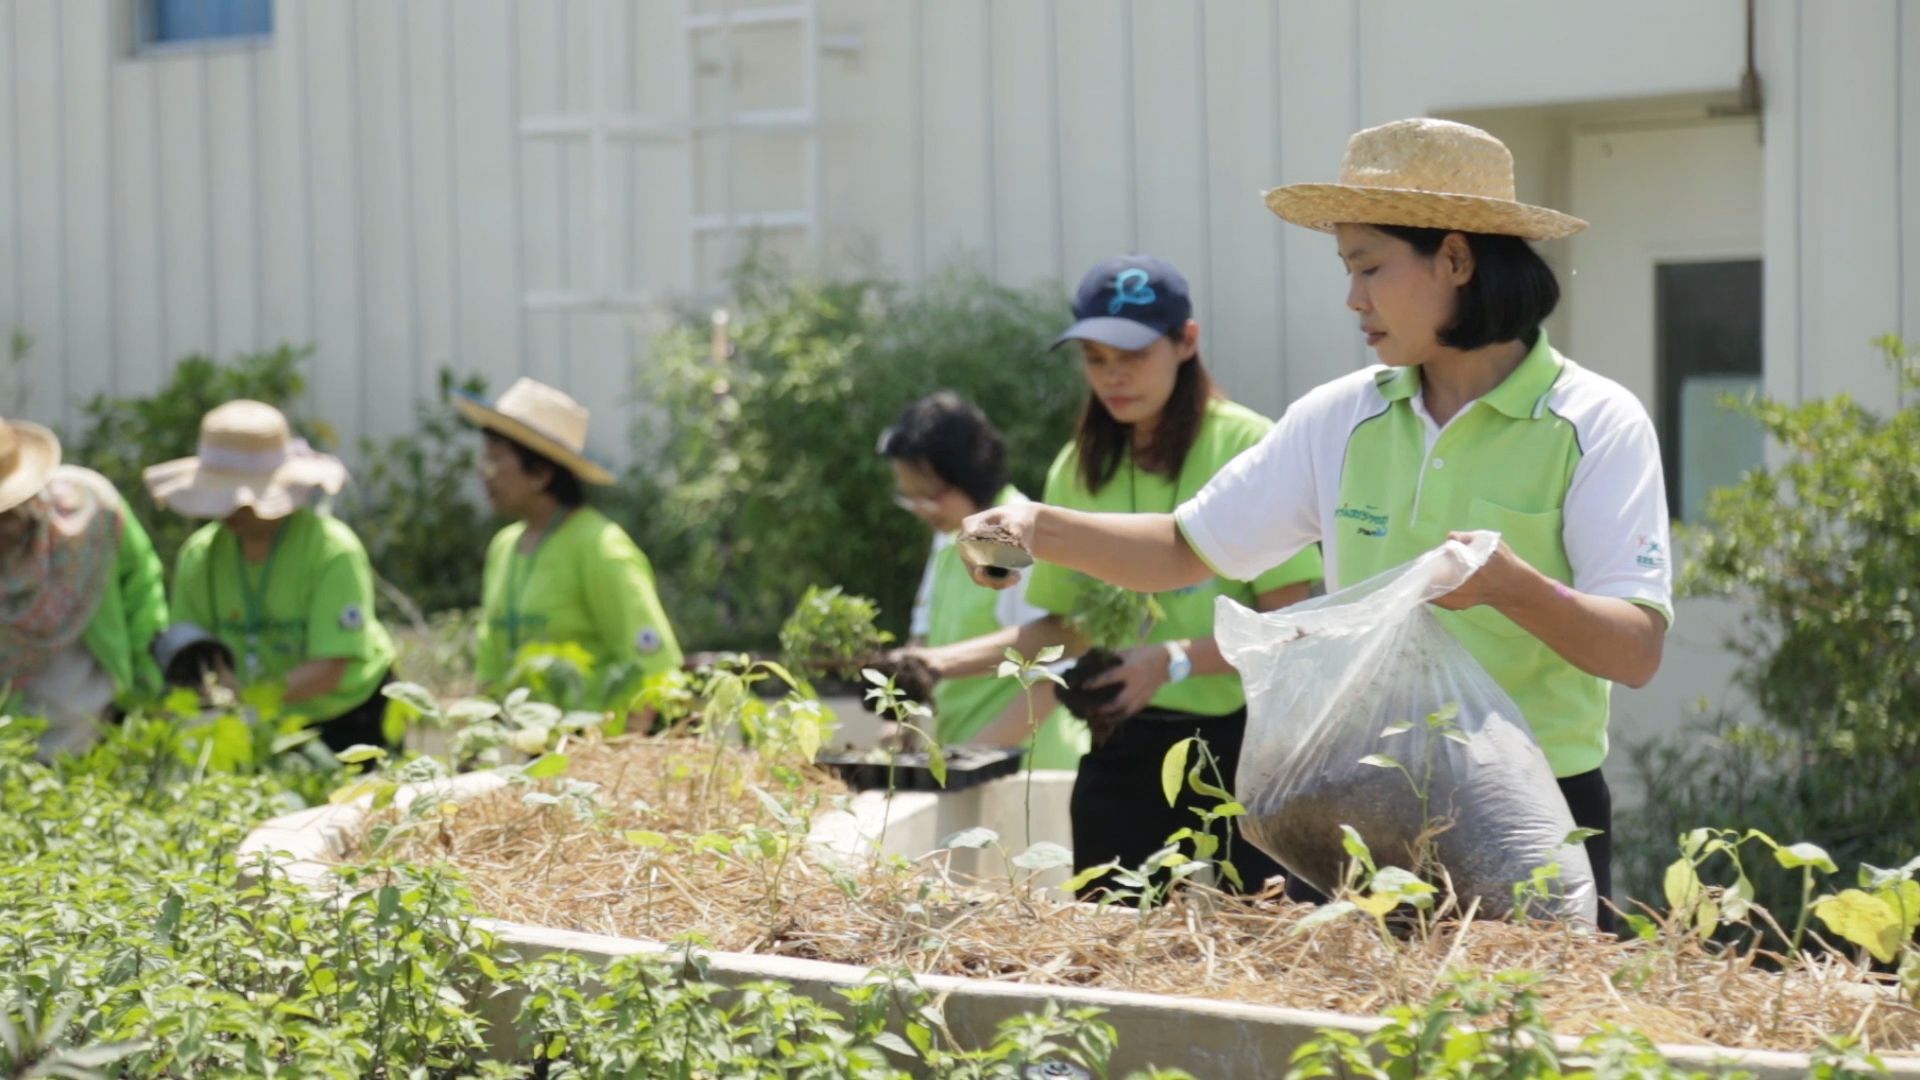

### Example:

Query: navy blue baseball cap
xmin=1052 ymin=255 xmax=1193 ymax=351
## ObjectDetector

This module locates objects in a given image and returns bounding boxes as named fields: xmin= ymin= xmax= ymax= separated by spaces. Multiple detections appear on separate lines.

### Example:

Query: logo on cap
xmin=1107 ymin=268 xmax=1158 ymax=315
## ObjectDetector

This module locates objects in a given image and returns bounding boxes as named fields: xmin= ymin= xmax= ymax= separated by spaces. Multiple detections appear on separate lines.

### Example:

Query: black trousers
xmin=314 ymin=669 xmax=396 ymax=755
xmin=1068 ymin=707 xmax=1287 ymax=901
xmin=1558 ymin=767 xmax=1614 ymax=931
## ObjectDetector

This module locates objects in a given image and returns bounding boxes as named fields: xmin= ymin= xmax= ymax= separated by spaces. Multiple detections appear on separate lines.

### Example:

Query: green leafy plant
xmin=1070 ymin=581 xmax=1167 ymax=655
xmin=623 ymin=262 xmax=1080 ymax=652
xmin=997 ymin=644 xmax=1069 ymax=848
xmin=343 ymin=367 xmax=495 ymax=620
xmin=1057 ymin=583 xmax=1167 ymax=728
xmin=1630 ymin=335 xmax=1920 ymax=935
xmin=780 ymin=585 xmax=897 ymax=686
xmin=1287 ymin=971 xmax=1738 ymax=1080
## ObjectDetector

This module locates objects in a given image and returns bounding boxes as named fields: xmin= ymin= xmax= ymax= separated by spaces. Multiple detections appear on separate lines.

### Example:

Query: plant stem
xmin=1791 ymin=867 xmax=1813 ymax=956
xmin=1022 ymin=681 xmax=1037 ymax=850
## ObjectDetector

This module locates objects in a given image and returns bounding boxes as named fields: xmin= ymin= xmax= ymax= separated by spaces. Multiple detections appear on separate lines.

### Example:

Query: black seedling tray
xmin=816 ymin=746 xmax=1025 ymax=793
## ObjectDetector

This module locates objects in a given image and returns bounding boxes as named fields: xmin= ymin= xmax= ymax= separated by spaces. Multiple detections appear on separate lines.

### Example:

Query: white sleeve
xmin=909 ymin=539 xmax=939 ymax=640
xmin=1562 ymin=404 xmax=1674 ymax=619
xmin=1174 ymin=402 xmax=1322 ymax=583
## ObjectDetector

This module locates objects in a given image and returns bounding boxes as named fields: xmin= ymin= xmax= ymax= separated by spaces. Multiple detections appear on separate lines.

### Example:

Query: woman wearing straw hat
xmin=455 ymin=378 xmax=682 ymax=709
xmin=911 ymin=254 xmax=1323 ymax=900
xmin=0 ymin=417 xmax=169 ymax=756
xmin=147 ymin=400 xmax=397 ymax=753
xmin=958 ymin=119 xmax=1672 ymax=923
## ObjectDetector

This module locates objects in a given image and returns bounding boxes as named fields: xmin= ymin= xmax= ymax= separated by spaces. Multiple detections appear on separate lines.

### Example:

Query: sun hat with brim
xmin=452 ymin=377 xmax=615 ymax=486
xmin=143 ymin=400 xmax=348 ymax=520
xmin=0 ymin=418 xmax=61 ymax=515
xmin=1265 ymin=118 xmax=1587 ymax=242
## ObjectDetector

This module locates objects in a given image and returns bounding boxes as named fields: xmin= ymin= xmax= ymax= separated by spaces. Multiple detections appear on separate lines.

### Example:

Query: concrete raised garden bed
xmin=241 ymin=768 xmax=1920 ymax=1078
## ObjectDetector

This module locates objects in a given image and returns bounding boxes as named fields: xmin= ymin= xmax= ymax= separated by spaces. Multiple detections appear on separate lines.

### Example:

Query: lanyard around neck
xmin=228 ymin=525 xmax=286 ymax=679
xmin=505 ymin=510 xmax=571 ymax=651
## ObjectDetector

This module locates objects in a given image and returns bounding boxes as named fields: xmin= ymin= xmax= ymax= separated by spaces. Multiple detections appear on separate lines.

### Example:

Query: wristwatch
xmin=1163 ymin=640 xmax=1193 ymax=684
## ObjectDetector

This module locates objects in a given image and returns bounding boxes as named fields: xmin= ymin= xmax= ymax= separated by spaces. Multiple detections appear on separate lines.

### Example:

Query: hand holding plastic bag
xmin=1216 ymin=532 xmax=1597 ymax=923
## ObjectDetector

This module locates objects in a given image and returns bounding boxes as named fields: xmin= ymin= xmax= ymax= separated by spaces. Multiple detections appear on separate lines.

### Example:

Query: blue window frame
xmin=147 ymin=0 xmax=272 ymax=46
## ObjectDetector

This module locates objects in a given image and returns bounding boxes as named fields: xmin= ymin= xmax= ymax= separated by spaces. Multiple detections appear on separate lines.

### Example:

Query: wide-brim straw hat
xmin=143 ymin=400 xmax=348 ymax=520
xmin=1265 ymin=118 xmax=1587 ymax=241
xmin=0 ymin=417 xmax=61 ymax=515
xmin=452 ymin=377 xmax=614 ymax=486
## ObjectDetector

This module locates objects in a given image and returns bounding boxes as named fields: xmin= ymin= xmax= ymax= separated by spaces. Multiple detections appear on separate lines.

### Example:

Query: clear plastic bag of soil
xmin=1214 ymin=532 xmax=1597 ymax=923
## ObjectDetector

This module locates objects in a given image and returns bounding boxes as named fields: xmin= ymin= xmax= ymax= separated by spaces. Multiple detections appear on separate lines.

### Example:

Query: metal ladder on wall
xmin=518 ymin=0 xmax=844 ymax=313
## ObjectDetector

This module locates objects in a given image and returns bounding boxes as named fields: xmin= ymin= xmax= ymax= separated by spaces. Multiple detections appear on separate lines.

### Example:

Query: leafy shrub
xmin=779 ymin=584 xmax=894 ymax=682
xmin=343 ymin=368 xmax=497 ymax=620
xmin=0 ymin=707 xmax=1185 ymax=1077
xmin=622 ymin=262 xmax=1082 ymax=652
xmin=1070 ymin=582 xmax=1166 ymax=653
xmin=1624 ymin=336 xmax=1920 ymax=934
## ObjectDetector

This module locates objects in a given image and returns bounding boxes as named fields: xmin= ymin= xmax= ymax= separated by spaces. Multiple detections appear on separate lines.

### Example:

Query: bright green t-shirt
xmin=1028 ymin=399 xmax=1324 ymax=717
xmin=924 ymin=487 xmax=1087 ymax=769
xmin=476 ymin=507 xmax=683 ymax=694
xmin=75 ymin=473 xmax=169 ymax=704
xmin=172 ymin=510 xmax=395 ymax=723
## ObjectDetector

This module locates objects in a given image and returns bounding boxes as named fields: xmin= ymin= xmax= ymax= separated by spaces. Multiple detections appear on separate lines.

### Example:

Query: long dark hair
xmin=1072 ymin=339 xmax=1220 ymax=494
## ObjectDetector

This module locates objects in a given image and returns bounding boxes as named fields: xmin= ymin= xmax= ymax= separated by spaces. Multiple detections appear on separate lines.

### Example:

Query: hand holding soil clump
xmin=1058 ymin=583 xmax=1165 ymax=744
xmin=956 ymin=523 xmax=1034 ymax=580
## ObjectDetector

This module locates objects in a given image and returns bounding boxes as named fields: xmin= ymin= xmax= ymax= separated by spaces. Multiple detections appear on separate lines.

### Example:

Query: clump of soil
xmin=957 ymin=525 xmax=1034 ymax=570
xmin=855 ymin=651 xmax=937 ymax=714
xmin=1056 ymin=648 xmax=1124 ymax=741
xmin=958 ymin=523 xmax=1022 ymax=546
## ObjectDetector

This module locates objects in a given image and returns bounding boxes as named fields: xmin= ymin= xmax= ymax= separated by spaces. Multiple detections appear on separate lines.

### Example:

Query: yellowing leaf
xmin=1816 ymin=889 xmax=1908 ymax=963
xmin=1063 ymin=862 xmax=1117 ymax=895
xmin=1878 ymin=880 xmax=1920 ymax=939
xmin=1354 ymin=892 xmax=1401 ymax=919
xmin=1663 ymin=858 xmax=1703 ymax=913
xmin=1161 ymin=738 xmax=1194 ymax=808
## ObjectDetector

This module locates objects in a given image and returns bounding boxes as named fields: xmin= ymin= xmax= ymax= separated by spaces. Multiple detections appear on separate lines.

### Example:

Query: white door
xmin=1562 ymin=117 xmax=1763 ymax=812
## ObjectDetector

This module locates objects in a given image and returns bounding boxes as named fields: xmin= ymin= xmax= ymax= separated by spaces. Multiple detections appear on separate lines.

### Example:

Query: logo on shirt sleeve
xmin=340 ymin=604 xmax=366 ymax=632
xmin=1635 ymin=535 xmax=1667 ymax=570
xmin=635 ymin=627 xmax=663 ymax=654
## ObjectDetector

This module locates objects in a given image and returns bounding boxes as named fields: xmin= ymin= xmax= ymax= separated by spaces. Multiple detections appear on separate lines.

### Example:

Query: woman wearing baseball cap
xmin=454 ymin=377 xmax=682 ymax=710
xmin=0 ymin=417 xmax=169 ymax=757
xmin=909 ymin=254 xmax=1323 ymax=899
xmin=147 ymin=400 xmax=396 ymax=754
xmin=959 ymin=120 xmax=1673 ymax=923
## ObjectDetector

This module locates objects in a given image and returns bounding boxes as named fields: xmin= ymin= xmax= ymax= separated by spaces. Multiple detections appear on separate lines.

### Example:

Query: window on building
xmin=143 ymin=0 xmax=272 ymax=47
xmin=1655 ymin=259 xmax=1764 ymax=522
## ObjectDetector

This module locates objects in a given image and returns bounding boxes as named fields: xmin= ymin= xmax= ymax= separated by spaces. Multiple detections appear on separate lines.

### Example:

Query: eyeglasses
xmin=891 ymin=490 xmax=945 ymax=515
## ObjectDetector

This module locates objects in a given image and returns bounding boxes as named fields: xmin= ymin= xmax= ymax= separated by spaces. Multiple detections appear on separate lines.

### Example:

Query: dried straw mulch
xmin=347 ymin=735 xmax=1920 ymax=1055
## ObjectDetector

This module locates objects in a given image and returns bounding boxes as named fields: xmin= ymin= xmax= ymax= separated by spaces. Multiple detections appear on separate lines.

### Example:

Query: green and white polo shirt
xmin=173 ymin=509 xmax=395 ymax=724
xmin=1175 ymin=333 xmax=1672 ymax=777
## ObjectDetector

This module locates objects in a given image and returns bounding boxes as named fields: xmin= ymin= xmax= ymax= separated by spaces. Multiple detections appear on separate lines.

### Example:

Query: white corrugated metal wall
xmin=0 ymin=0 xmax=1913 ymax=447
xmin=1 ymin=0 xmax=1916 ymax=786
